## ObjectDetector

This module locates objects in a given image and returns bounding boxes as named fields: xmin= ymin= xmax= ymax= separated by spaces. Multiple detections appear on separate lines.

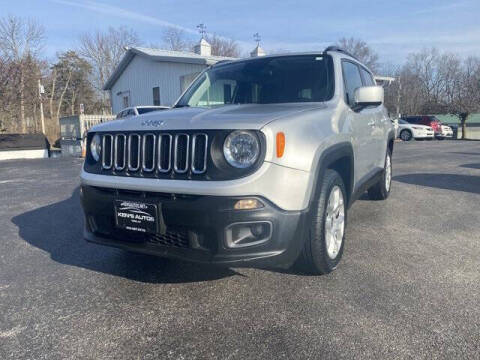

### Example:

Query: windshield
xmin=399 ymin=119 xmax=408 ymax=124
xmin=176 ymin=55 xmax=334 ymax=107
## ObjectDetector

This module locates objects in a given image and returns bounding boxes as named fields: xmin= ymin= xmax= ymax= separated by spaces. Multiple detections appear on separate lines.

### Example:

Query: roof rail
xmin=324 ymin=46 xmax=359 ymax=61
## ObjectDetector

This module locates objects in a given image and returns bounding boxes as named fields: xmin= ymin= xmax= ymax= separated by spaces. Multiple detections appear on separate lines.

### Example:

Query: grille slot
xmin=148 ymin=229 xmax=189 ymax=248
xmin=114 ymin=134 xmax=126 ymax=171
xmin=158 ymin=134 xmax=172 ymax=173
xmin=102 ymin=134 xmax=113 ymax=169
xmin=142 ymin=133 xmax=156 ymax=172
xmin=128 ymin=134 xmax=141 ymax=171
xmin=191 ymin=134 xmax=208 ymax=174
xmin=174 ymin=134 xmax=190 ymax=174
xmin=100 ymin=131 xmax=208 ymax=177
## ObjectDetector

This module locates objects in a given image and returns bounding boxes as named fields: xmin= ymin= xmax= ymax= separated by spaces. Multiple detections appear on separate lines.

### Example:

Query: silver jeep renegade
xmin=80 ymin=46 xmax=395 ymax=274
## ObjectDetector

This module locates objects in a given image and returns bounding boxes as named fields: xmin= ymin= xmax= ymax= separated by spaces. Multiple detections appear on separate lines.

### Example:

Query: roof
xmin=103 ymin=47 xmax=233 ymax=90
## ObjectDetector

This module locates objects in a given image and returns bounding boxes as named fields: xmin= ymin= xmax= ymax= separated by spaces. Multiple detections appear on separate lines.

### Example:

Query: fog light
xmin=233 ymin=199 xmax=263 ymax=210
xmin=225 ymin=221 xmax=272 ymax=248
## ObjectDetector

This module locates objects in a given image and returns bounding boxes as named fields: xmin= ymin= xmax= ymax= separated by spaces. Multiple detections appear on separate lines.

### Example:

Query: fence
xmin=59 ymin=114 xmax=116 ymax=157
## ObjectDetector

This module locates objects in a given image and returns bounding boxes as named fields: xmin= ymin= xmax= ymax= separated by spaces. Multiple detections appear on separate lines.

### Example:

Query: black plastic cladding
xmin=84 ymin=130 xmax=266 ymax=181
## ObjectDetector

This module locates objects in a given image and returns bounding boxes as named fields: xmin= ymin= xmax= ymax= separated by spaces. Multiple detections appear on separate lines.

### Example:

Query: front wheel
xmin=296 ymin=169 xmax=347 ymax=275
xmin=368 ymin=149 xmax=392 ymax=200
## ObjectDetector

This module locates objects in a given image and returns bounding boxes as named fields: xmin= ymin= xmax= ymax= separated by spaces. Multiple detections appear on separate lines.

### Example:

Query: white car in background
xmin=398 ymin=119 xmax=434 ymax=141
xmin=438 ymin=124 xmax=454 ymax=139
xmin=116 ymin=106 xmax=169 ymax=119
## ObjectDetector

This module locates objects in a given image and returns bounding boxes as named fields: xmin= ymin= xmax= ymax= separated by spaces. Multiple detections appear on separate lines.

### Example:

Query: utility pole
xmin=396 ymin=75 xmax=402 ymax=119
xmin=38 ymin=79 xmax=46 ymax=134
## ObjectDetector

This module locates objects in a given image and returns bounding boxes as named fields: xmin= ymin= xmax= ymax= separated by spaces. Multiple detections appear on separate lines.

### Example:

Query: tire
xmin=367 ymin=149 xmax=392 ymax=200
xmin=400 ymin=129 xmax=412 ymax=141
xmin=296 ymin=169 xmax=347 ymax=275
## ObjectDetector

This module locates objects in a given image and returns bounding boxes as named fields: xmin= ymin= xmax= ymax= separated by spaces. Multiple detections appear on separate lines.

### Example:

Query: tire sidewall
xmin=310 ymin=171 xmax=347 ymax=272
xmin=383 ymin=150 xmax=392 ymax=196
xmin=400 ymin=130 xmax=412 ymax=141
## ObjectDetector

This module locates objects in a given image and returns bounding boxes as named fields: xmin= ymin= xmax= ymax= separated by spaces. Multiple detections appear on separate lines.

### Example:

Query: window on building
xmin=122 ymin=96 xmax=129 ymax=108
xmin=153 ymin=87 xmax=160 ymax=106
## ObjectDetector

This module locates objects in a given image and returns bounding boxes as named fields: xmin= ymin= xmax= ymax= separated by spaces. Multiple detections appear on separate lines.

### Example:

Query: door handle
xmin=368 ymin=120 xmax=375 ymax=127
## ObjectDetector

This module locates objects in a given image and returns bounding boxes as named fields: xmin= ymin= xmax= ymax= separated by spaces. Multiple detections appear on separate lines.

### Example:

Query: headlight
xmin=90 ymin=134 xmax=102 ymax=162
xmin=223 ymin=131 xmax=260 ymax=168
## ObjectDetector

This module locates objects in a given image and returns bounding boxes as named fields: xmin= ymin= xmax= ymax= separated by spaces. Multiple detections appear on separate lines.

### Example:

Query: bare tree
xmin=449 ymin=56 xmax=480 ymax=138
xmin=162 ymin=26 xmax=191 ymax=51
xmin=336 ymin=37 xmax=379 ymax=71
xmin=205 ymin=34 xmax=240 ymax=57
xmin=79 ymin=26 xmax=140 ymax=112
xmin=0 ymin=15 xmax=44 ymax=132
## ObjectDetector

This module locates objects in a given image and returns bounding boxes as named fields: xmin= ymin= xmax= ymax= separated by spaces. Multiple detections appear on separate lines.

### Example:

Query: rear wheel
xmin=368 ymin=149 xmax=392 ymax=200
xmin=400 ymin=130 xmax=412 ymax=141
xmin=296 ymin=169 xmax=346 ymax=275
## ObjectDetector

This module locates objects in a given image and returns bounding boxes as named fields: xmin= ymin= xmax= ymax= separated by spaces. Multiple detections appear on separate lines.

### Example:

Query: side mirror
xmin=353 ymin=86 xmax=384 ymax=111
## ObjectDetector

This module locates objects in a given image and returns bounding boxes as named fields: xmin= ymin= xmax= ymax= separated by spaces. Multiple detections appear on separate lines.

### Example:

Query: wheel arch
xmin=309 ymin=142 xmax=354 ymax=209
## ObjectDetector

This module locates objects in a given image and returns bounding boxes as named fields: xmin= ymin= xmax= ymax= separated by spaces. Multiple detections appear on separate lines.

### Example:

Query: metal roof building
xmin=103 ymin=44 xmax=232 ymax=114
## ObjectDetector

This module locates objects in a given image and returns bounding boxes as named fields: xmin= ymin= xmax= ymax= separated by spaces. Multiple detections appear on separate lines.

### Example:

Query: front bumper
xmin=412 ymin=129 xmax=434 ymax=138
xmin=80 ymin=185 xmax=308 ymax=268
xmin=436 ymin=132 xmax=453 ymax=138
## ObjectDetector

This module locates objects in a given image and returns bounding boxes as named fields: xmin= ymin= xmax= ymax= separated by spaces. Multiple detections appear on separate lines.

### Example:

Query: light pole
xmin=38 ymin=79 xmax=46 ymax=134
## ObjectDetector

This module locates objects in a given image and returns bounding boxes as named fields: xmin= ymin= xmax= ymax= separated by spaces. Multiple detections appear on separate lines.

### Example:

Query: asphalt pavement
xmin=0 ymin=140 xmax=479 ymax=359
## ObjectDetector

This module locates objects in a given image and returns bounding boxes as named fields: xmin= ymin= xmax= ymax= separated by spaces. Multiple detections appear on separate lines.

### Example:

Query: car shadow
xmin=393 ymin=173 xmax=480 ymax=194
xmin=11 ymin=187 xmax=244 ymax=284
xmin=459 ymin=163 xmax=480 ymax=170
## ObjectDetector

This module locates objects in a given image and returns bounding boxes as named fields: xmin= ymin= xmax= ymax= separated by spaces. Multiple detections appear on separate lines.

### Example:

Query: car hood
xmin=91 ymin=103 xmax=327 ymax=132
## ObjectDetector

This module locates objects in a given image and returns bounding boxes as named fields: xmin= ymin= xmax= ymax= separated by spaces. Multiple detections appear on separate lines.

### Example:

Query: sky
xmin=1 ymin=0 xmax=479 ymax=65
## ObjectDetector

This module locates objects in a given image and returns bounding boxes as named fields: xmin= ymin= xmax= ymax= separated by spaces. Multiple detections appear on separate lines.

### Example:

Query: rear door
xmin=342 ymin=60 xmax=375 ymax=183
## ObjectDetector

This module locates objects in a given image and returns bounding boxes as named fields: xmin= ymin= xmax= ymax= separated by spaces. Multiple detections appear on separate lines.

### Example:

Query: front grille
xmin=100 ymin=132 xmax=208 ymax=178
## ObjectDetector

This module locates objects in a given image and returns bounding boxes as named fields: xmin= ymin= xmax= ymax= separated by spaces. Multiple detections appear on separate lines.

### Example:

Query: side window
xmin=360 ymin=67 xmax=375 ymax=86
xmin=127 ymin=109 xmax=136 ymax=116
xmin=342 ymin=61 xmax=363 ymax=107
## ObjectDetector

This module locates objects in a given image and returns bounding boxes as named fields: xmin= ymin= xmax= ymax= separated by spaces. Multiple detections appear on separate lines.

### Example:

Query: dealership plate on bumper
xmin=114 ymin=200 xmax=158 ymax=233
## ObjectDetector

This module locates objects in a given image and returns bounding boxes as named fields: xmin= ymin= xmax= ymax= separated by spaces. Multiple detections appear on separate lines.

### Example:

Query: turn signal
xmin=276 ymin=132 xmax=285 ymax=158
xmin=233 ymin=199 xmax=263 ymax=210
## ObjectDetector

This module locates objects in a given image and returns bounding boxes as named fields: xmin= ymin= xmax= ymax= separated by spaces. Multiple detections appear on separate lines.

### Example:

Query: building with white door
xmin=103 ymin=40 xmax=233 ymax=114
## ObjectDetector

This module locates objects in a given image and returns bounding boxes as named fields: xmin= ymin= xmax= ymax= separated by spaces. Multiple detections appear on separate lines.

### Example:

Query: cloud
xmin=51 ymin=0 xmax=198 ymax=35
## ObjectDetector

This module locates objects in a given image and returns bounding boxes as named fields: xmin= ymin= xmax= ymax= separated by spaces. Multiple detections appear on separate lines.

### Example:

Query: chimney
xmin=194 ymin=38 xmax=211 ymax=56
xmin=250 ymin=45 xmax=266 ymax=57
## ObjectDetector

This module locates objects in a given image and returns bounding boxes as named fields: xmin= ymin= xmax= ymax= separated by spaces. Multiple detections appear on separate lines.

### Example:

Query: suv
xmin=81 ymin=47 xmax=395 ymax=274
xmin=401 ymin=115 xmax=452 ymax=139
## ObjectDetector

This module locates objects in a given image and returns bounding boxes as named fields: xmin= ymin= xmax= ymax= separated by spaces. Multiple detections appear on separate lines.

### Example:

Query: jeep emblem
xmin=141 ymin=119 xmax=165 ymax=127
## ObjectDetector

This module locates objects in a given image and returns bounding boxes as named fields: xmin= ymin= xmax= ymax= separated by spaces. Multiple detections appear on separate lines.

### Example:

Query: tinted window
xmin=137 ymin=107 xmax=161 ymax=114
xmin=177 ymin=55 xmax=334 ymax=107
xmin=399 ymin=119 xmax=408 ymax=124
xmin=342 ymin=61 xmax=363 ymax=106
xmin=406 ymin=117 xmax=420 ymax=124
xmin=360 ymin=67 xmax=375 ymax=86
